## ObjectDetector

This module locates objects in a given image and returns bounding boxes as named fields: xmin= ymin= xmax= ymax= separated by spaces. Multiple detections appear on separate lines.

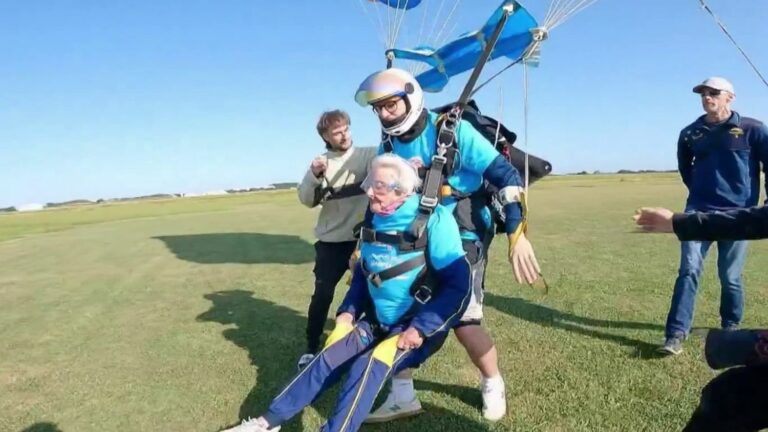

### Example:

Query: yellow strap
xmin=371 ymin=334 xmax=401 ymax=367
xmin=508 ymin=191 xmax=529 ymax=249
xmin=323 ymin=322 xmax=354 ymax=350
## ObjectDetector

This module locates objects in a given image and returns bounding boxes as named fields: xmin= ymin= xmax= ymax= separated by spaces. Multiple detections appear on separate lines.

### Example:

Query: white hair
xmin=369 ymin=154 xmax=422 ymax=194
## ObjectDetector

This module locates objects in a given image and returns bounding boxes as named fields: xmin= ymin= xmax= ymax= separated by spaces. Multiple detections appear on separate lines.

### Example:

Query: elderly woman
xmin=222 ymin=154 xmax=471 ymax=432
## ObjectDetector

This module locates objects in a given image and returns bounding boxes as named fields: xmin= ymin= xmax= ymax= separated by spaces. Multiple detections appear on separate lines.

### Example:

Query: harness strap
xmin=359 ymin=227 xmax=427 ymax=252
xmin=361 ymin=255 xmax=426 ymax=288
xmin=321 ymin=182 xmax=366 ymax=202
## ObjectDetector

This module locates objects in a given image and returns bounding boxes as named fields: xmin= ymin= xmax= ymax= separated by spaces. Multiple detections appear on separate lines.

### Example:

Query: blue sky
xmin=1 ymin=0 xmax=767 ymax=207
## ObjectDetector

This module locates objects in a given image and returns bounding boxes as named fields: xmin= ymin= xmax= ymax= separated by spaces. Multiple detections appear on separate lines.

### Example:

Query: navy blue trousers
xmin=263 ymin=319 xmax=447 ymax=432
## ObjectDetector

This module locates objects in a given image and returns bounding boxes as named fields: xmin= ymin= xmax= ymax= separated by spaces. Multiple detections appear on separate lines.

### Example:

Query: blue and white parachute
xmin=369 ymin=0 xmax=423 ymax=10
xmin=388 ymin=2 xmax=538 ymax=92
xmin=358 ymin=0 xmax=596 ymax=93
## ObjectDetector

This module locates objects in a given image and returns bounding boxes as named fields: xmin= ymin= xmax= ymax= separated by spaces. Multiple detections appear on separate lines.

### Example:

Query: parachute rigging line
xmin=470 ymin=0 xmax=597 ymax=98
xmin=697 ymin=0 xmax=768 ymax=90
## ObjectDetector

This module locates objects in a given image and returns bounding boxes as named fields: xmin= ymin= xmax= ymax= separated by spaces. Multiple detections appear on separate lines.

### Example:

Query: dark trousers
xmin=306 ymin=240 xmax=357 ymax=353
xmin=684 ymin=365 xmax=768 ymax=432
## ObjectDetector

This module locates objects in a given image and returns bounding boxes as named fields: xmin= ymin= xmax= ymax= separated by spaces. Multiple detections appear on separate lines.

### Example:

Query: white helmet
xmin=355 ymin=68 xmax=425 ymax=136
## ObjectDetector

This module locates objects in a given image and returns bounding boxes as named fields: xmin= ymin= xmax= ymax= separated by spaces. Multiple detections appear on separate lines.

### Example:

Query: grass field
xmin=2 ymin=173 xmax=767 ymax=432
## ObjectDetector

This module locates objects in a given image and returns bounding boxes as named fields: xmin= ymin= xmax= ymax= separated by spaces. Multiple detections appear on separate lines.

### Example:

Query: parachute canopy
xmin=358 ymin=0 xmax=596 ymax=94
xmin=370 ymin=0 xmax=423 ymax=10
xmin=388 ymin=1 xmax=539 ymax=92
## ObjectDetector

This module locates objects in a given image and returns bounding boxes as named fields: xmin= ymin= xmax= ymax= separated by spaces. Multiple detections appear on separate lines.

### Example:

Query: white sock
xmin=391 ymin=377 xmax=416 ymax=402
xmin=482 ymin=374 xmax=504 ymax=389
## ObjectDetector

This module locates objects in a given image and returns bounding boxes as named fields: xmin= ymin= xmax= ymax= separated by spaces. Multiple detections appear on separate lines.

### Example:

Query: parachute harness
xmin=363 ymin=0 xmax=600 ymax=293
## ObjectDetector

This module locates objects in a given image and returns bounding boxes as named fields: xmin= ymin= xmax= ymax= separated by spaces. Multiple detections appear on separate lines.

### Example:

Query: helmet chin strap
xmin=396 ymin=109 xmax=429 ymax=143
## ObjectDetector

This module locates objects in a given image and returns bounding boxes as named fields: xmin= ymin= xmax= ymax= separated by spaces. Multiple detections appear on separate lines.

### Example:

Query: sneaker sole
xmin=656 ymin=346 xmax=682 ymax=356
xmin=363 ymin=407 xmax=425 ymax=424
xmin=483 ymin=409 xmax=507 ymax=422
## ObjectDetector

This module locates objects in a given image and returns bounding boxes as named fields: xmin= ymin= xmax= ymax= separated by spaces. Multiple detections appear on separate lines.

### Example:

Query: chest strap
xmin=359 ymin=226 xmax=427 ymax=252
xmin=361 ymin=255 xmax=427 ymax=288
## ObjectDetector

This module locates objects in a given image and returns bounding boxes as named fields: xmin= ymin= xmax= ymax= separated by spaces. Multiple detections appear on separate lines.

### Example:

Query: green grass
xmin=1 ymin=174 xmax=767 ymax=432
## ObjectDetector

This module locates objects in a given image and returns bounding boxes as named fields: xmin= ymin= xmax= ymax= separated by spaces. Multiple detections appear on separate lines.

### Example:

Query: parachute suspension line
xmin=470 ymin=57 xmax=524 ymax=98
xmin=543 ymin=0 xmax=565 ymax=27
xmin=390 ymin=0 xmax=412 ymax=49
xmin=472 ymin=0 xmax=597 ymax=98
xmin=431 ymin=0 xmax=463 ymax=54
xmin=522 ymin=61 xmax=530 ymax=196
xmin=457 ymin=3 xmax=514 ymax=106
xmin=354 ymin=0 xmax=388 ymax=48
xmin=415 ymin=0 xmax=430 ymax=46
xmin=412 ymin=0 xmax=460 ymax=76
xmin=697 ymin=0 xmax=768 ymax=89
xmin=386 ymin=0 xmax=393 ymax=47
xmin=544 ymin=0 xmax=597 ymax=30
xmin=423 ymin=0 xmax=450 ymax=55
xmin=556 ymin=0 xmax=598 ymax=29
xmin=470 ymin=25 xmax=544 ymax=98
xmin=494 ymin=85 xmax=504 ymax=148
xmin=404 ymin=0 xmax=432 ymax=76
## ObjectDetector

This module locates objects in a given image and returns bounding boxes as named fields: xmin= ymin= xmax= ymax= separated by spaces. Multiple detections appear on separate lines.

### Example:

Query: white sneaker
xmin=364 ymin=392 xmax=424 ymax=423
xmin=481 ymin=377 xmax=507 ymax=421
xmin=220 ymin=417 xmax=280 ymax=432
xmin=296 ymin=353 xmax=315 ymax=371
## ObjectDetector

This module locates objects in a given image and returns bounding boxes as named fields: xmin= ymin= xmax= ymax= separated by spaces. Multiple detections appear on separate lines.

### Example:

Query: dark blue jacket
xmin=677 ymin=112 xmax=768 ymax=211
xmin=673 ymin=206 xmax=768 ymax=241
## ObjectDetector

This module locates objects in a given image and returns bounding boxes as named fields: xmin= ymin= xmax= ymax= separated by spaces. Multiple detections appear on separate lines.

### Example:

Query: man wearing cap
xmin=659 ymin=77 xmax=768 ymax=355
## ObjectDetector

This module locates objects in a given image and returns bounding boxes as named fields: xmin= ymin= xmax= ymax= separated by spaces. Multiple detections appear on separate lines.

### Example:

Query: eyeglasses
xmin=700 ymin=89 xmax=722 ymax=98
xmin=372 ymin=99 xmax=402 ymax=115
xmin=361 ymin=178 xmax=401 ymax=194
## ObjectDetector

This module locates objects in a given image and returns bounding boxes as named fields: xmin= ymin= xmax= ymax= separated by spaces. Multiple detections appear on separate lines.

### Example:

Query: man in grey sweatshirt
xmin=296 ymin=110 xmax=377 ymax=370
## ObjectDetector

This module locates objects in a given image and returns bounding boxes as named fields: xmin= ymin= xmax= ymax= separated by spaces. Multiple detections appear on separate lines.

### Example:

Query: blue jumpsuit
xmin=260 ymin=195 xmax=471 ymax=432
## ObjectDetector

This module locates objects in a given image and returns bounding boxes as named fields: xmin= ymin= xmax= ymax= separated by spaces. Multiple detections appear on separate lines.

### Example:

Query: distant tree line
xmin=573 ymin=169 xmax=677 ymax=175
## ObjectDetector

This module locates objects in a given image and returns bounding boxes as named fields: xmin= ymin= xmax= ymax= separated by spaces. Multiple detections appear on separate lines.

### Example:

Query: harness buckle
xmin=419 ymin=195 xmax=439 ymax=208
xmin=413 ymin=285 xmax=433 ymax=305
xmin=367 ymin=272 xmax=382 ymax=288
xmin=360 ymin=228 xmax=376 ymax=243
xmin=445 ymin=106 xmax=461 ymax=126
xmin=431 ymin=154 xmax=448 ymax=165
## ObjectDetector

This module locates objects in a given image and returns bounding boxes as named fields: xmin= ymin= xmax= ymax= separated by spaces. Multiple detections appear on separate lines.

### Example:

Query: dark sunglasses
xmin=700 ymin=89 xmax=722 ymax=97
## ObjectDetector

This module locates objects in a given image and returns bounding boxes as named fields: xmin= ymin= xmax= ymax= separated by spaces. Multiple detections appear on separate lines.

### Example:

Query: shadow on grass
xmin=199 ymin=290 xmax=487 ymax=431
xmin=485 ymin=293 xmax=664 ymax=359
xmin=19 ymin=423 xmax=63 ymax=432
xmin=198 ymin=290 xmax=338 ymax=432
xmin=364 ymin=402 xmax=491 ymax=432
xmin=414 ymin=380 xmax=482 ymax=414
xmin=154 ymin=233 xmax=314 ymax=265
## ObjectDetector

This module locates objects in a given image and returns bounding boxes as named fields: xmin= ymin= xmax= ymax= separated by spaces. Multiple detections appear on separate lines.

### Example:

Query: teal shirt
xmin=361 ymin=194 xmax=465 ymax=325
xmin=379 ymin=111 xmax=499 ymax=240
